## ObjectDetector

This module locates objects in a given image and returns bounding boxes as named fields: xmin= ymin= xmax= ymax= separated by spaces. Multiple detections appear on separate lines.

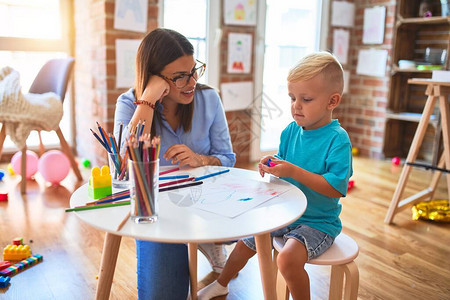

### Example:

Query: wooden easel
xmin=385 ymin=79 xmax=450 ymax=224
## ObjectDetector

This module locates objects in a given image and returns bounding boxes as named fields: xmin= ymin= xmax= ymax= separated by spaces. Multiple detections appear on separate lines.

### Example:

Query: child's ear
xmin=328 ymin=93 xmax=342 ymax=110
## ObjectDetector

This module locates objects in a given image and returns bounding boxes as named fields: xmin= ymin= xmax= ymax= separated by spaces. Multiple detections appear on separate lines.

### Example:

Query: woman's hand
xmin=141 ymin=75 xmax=170 ymax=104
xmin=258 ymin=156 xmax=294 ymax=178
xmin=164 ymin=144 xmax=203 ymax=167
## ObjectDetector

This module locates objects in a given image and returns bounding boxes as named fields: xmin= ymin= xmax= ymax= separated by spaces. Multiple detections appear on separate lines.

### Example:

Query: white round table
xmin=70 ymin=166 xmax=307 ymax=300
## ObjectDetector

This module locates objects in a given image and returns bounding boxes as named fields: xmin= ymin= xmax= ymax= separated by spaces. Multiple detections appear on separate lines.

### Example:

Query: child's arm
xmin=259 ymin=159 xmax=342 ymax=198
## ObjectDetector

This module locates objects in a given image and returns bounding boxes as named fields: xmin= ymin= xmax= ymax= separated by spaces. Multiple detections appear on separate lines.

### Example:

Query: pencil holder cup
xmin=129 ymin=159 xmax=159 ymax=223
xmin=108 ymin=153 xmax=129 ymax=189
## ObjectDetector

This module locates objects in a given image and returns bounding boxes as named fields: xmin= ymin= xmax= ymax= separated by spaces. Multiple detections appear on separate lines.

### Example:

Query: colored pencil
xmin=96 ymin=121 xmax=111 ymax=153
xmin=159 ymin=177 xmax=195 ymax=187
xmin=159 ymin=175 xmax=190 ymax=180
xmin=159 ymin=180 xmax=203 ymax=192
xmin=159 ymin=167 xmax=180 ymax=175
xmin=90 ymin=129 xmax=108 ymax=150
xmin=118 ymin=122 xmax=123 ymax=154
xmin=116 ymin=211 xmax=131 ymax=231
xmin=194 ymin=169 xmax=230 ymax=181
xmin=65 ymin=201 xmax=130 ymax=212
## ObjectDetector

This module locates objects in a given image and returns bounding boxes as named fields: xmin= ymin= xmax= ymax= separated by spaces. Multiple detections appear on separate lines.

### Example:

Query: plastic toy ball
xmin=391 ymin=156 xmax=401 ymax=166
xmin=82 ymin=159 xmax=91 ymax=168
xmin=38 ymin=150 xmax=70 ymax=185
xmin=11 ymin=150 xmax=39 ymax=179
xmin=0 ymin=170 xmax=5 ymax=181
xmin=7 ymin=164 xmax=15 ymax=175
xmin=352 ymin=147 xmax=359 ymax=156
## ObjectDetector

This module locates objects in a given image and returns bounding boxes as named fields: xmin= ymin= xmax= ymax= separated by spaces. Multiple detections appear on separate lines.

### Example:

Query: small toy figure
xmin=391 ymin=156 xmax=401 ymax=166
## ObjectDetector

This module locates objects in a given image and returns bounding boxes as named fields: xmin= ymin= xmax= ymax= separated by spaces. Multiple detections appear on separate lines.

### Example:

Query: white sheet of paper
xmin=228 ymin=33 xmax=252 ymax=74
xmin=220 ymin=81 xmax=253 ymax=111
xmin=333 ymin=29 xmax=350 ymax=65
xmin=115 ymin=39 xmax=141 ymax=88
xmin=224 ymin=0 xmax=257 ymax=26
xmin=343 ymin=70 xmax=350 ymax=94
xmin=190 ymin=174 xmax=293 ymax=218
xmin=114 ymin=0 xmax=148 ymax=33
xmin=356 ymin=49 xmax=388 ymax=77
xmin=331 ymin=1 xmax=355 ymax=28
xmin=363 ymin=6 xmax=386 ymax=44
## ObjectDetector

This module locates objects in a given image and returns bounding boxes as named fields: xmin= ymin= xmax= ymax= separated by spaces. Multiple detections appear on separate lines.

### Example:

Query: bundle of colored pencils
xmin=90 ymin=121 xmax=128 ymax=180
xmin=127 ymin=133 xmax=161 ymax=218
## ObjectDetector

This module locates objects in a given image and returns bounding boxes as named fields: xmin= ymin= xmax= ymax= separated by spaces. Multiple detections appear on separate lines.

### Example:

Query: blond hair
xmin=287 ymin=52 xmax=344 ymax=95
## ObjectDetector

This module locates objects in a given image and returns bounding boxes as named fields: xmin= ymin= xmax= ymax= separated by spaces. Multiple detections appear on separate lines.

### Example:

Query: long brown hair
xmin=135 ymin=28 xmax=205 ymax=134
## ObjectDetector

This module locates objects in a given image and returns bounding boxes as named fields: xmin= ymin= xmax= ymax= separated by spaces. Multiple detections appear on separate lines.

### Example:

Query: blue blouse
xmin=114 ymin=88 xmax=236 ymax=167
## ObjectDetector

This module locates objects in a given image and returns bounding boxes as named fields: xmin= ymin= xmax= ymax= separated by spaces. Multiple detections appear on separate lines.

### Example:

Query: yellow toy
xmin=88 ymin=166 xmax=112 ymax=199
xmin=3 ymin=244 xmax=31 ymax=261
xmin=352 ymin=147 xmax=359 ymax=156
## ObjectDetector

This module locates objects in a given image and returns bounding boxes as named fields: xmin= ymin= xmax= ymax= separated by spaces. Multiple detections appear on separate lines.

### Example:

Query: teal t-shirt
xmin=278 ymin=119 xmax=353 ymax=237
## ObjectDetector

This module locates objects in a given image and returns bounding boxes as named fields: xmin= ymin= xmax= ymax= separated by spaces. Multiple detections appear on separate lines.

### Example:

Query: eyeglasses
xmin=158 ymin=60 xmax=206 ymax=89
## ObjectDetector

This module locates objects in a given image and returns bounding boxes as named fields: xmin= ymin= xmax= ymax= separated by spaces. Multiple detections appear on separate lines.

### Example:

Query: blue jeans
xmin=136 ymin=240 xmax=189 ymax=300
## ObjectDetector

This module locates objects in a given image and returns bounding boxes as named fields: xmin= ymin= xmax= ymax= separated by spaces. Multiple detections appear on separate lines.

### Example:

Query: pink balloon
xmin=11 ymin=150 xmax=39 ymax=179
xmin=38 ymin=150 xmax=70 ymax=184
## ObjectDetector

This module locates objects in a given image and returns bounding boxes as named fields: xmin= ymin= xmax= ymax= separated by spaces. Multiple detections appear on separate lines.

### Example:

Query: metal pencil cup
xmin=108 ymin=153 xmax=129 ymax=189
xmin=129 ymin=159 xmax=159 ymax=223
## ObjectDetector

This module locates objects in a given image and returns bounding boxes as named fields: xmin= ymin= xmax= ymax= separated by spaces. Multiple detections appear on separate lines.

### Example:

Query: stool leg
xmin=329 ymin=265 xmax=345 ymax=300
xmin=343 ymin=261 xmax=359 ymax=300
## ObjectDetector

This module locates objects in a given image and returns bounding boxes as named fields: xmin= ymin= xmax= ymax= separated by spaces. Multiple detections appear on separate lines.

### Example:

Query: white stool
xmin=273 ymin=233 xmax=359 ymax=300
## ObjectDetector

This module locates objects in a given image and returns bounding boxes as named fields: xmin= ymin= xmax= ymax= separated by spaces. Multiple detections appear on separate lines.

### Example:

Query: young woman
xmin=114 ymin=28 xmax=236 ymax=299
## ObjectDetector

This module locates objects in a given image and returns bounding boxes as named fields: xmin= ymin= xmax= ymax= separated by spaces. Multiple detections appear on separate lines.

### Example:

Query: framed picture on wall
xmin=224 ymin=0 xmax=257 ymax=26
xmin=227 ymin=33 xmax=252 ymax=74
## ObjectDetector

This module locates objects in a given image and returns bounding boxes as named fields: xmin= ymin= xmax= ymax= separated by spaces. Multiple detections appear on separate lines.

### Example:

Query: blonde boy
xmin=198 ymin=52 xmax=353 ymax=300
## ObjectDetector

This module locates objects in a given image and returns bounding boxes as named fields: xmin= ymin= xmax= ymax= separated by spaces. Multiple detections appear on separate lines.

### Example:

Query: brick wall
xmin=74 ymin=0 xmax=158 ymax=166
xmin=334 ymin=0 xmax=396 ymax=158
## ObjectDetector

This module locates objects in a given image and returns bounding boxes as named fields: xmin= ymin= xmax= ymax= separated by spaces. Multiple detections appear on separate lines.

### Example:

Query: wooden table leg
xmin=95 ymin=233 xmax=122 ymax=300
xmin=255 ymin=233 xmax=276 ymax=300
xmin=188 ymin=243 xmax=198 ymax=300
xmin=0 ymin=123 xmax=6 ymax=159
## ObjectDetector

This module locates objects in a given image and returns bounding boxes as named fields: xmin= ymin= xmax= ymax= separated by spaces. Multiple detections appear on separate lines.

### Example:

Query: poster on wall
xmin=116 ymin=39 xmax=140 ymax=88
xmin=331 ymin=1 xmax=355 ymax=28
xmin=227 ymin=33 xmax=252 ymax=74
xmin=356 ymin=49 xmax=388 ymax=77
xmin=333 ymin=29 xmax=350 ymax=65
xmin=114 ymin=0 xmax=148 ymax=33
xmin=224 ymin=0 xmax=257 ymax=26
xmin=220 ymin=81 xmax=253 ymax=111
xmin=363 ymin=6 xmax=386 ymax=44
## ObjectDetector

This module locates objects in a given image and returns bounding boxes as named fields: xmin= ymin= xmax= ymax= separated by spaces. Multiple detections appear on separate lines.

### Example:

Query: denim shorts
xmin=242 ymin=224 xmax=334 ymax=260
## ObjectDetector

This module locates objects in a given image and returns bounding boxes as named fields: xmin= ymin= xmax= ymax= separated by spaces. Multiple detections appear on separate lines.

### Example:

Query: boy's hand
xmin=259 ymin=157 xmax=294 ymax=178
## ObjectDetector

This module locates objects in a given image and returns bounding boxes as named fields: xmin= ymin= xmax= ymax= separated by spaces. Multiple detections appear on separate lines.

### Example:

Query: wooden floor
xmin=0 ymin=156 xmax=449 ymax=299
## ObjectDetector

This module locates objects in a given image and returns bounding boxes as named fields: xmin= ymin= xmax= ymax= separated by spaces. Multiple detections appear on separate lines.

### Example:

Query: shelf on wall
xmin=386 ymin=112 xmax=438 ymax=126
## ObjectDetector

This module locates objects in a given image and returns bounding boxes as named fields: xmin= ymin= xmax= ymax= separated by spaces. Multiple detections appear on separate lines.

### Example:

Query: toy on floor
xmin=7 ymin=164 xmax=15 ymax=176
xmin=352 ymin=147 xmax=359 ymax=156
xmin=82 ymin=159 xmax=91 ymax=168
xmin=3 ymin=245 xmax=31 ymax=261
xmin=0 ymin=192 xmax=7 ymax=202
xmin=38 ymin=150 xmax=70 ymax=185
xmin=0 ymin=276 xmax=10 ymax=288
xmin=0 ymin=254 xmax=43 ymax=277
xmin=391 ymin=156 xmax=401 ymax=166
xmin=12 ymin=238 xmax=23 ymax=246
xmin=0 ymin=261 xmax=11 ymax=271
xmin=10 ymin=150 xmax=39 ymax=179
xmin=348 ymin=180 xmax=355 ymax=192
xmin=0 ymin=169 xmax=5 ymax=181
xmin=88 ymin=166 xmax=112 ymax=199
